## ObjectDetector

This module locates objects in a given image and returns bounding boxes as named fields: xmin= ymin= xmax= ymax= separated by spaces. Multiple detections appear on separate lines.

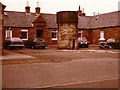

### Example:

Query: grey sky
xmin=0 ymin=0 xmax=119 ymax=16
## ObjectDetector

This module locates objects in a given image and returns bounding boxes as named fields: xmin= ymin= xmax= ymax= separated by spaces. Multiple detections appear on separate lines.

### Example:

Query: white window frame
xmin=99 ymin=30 xmax=105 ymax=40
xmin=52 ymin=30 xmax=58 ymax=40
xmin=21 ymin=30 xmax=28 ymax=40
xmin=5 ymin=29 xmax=12 ymax=38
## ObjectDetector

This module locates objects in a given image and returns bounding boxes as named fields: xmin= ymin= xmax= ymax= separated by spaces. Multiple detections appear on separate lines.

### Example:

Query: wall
xmin=44 ymin=28 xmax=57 ymax=45
xmin=57 ymin=23 xmax=78 ymax=49
xmin=4 ymin=26 xmax=119 ymax=45
xmin=4 ymin=27 xmax=36 ymax=41
xmin=4 ymin=27 xmax=58 ymax=45
xmin=78 ymin=29 xmax=93 ymax=44
xmin=78 ymin=26 xmax=119 ymax=44
xmin=57 ymin=11 xmax=78 ymax=49
xmin=0 ymin=3 xmax=5 ymax=55
xmin=92 ymin=26 xmax=119 ymax=44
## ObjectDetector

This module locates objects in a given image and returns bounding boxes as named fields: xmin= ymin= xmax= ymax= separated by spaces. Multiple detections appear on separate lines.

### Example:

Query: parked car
xmin=99 ymin=38 xmax=120 ymax=49
xmin=24 ymin=37 xmax=47 ymax=49
xmin=4 ymin=37 xmax=24 ymax=49
xmin=78 ymin=37 xmax=89 ymax=48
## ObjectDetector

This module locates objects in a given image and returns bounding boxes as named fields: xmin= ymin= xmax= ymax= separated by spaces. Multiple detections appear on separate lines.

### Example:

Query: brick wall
xmin=4 ymin=27 xmax=36 ymax=41
xmin=44 ymin=28 xmax=57 ymax=45
xmin=92 ymin=26 xmax=119 ymax=44
xmin=4 ymin=27 xmax=58 ymax=45
xmin=78 ymin=26 xmax=119 ymax=44
xmin=0 ymin=3 xmax=5 ymax=55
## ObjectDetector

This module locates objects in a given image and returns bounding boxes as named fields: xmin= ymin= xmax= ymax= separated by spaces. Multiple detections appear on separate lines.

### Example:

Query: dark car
xmin=99 ymin=38 xmax=120 ymax=49
xmin=25 ymin=37 xmax=47 ymax=49
xmin=4 ymin=37 xmax=24 ymax=49
xmin=78 ymin=37 xmax=89 ymax=48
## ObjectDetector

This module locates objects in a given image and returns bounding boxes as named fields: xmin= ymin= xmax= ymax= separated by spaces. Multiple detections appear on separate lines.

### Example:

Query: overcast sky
xmin=0 ymin=0 xmax=119 ymax=16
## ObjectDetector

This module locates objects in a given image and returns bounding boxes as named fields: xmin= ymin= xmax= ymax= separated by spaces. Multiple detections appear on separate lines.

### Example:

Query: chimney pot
xmin=25 ymin=1 xmax=30 ymax=13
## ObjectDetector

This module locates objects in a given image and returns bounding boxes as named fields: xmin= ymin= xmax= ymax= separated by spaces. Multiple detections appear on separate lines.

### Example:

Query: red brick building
xmin=0 ymin=2 xmax=5 ymax=54
xmin=3 ymin=4 xmax=120 ymax=45
xmin=78 ymin=11 xmax=120 ymax=44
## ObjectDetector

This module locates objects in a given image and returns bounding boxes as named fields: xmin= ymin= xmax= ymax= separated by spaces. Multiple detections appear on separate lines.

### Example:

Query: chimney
xmin=82 ymin=8 xmax=86 ymax=16
xmin=25 ymin=1 xmax=30 ymax=13
xmin=35 ymin=2 xmax=40 ymax=14
xmin=77 ymin=5 xmax=82 ymax=16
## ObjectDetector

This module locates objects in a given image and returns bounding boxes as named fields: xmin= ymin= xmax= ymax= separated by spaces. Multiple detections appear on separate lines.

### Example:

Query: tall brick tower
xmin=57 ymin=11 xmax=78 ymax=49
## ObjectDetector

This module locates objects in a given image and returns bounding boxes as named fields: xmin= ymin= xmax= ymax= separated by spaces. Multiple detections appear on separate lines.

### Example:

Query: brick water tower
xmin=57 ymin=11 xmax=78 ymax=49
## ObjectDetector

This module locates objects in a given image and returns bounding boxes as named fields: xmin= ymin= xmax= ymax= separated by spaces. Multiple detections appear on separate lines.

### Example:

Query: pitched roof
xmin=4 ymin=11 xmax=57 ymax=28
xmin=42 ymin=13 xmax=57 ymax=28
xmin=0 ymin=2 xmax=6 ymax=8
xmin=4 ymin=11 xmax=36 ymax=27
xmin=4 ymin=10 xmax=120 ymax=29
xmin=78 ymin=11 xmax=120 ymax=29
xmin=78 ymin=16 xmax=91 ymax=29
xmin=89 ymin=11 xmax=119 ymax=28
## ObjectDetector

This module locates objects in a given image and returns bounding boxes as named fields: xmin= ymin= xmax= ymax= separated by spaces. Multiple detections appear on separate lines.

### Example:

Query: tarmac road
xmin=2 ymin=58 xmax=118 ymax=88
xmin=2 ymin=45 xmax=119 ymax=88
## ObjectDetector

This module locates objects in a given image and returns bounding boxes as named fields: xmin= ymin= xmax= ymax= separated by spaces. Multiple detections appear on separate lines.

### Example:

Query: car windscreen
xmin=78 ymin=37 xmax=87 ymax=41
xmin=34 ymin=38 xmax=44 ymax=42
xmin=11 ymin=38 xmax=23 ymax=42
xmin=106 ymin=38 xmax=115 ymax=43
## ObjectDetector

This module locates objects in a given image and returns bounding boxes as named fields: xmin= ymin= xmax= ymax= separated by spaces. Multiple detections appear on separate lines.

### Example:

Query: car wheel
xmin=86 ymin=45 xmax=88 ymax=48
xmin=42 ymin=47 xmax=45 ymax=49
xmin=100 ymin=47 xmax=103 ymax=49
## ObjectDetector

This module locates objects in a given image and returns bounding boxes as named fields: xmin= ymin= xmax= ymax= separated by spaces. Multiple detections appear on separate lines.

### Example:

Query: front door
xmin=36 ymin=30 xmax=43 ymax=38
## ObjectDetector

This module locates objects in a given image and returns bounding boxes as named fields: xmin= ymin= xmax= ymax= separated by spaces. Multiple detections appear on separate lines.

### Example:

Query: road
xmin=2 ymin=45 xmax=119 ymax=88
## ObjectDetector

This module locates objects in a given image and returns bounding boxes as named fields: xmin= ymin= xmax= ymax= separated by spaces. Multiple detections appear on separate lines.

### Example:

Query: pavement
xmin=0 ymin=49 xmax=35 ymax=60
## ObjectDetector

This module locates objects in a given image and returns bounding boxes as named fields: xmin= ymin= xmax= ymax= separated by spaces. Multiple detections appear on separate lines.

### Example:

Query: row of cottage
xmin=1 ymin=2 xmax=120 ymax=49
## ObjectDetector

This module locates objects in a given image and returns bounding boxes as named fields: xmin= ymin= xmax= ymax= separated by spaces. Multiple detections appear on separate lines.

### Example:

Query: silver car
xmin=4 ymin=37 xmax=24 ymax=49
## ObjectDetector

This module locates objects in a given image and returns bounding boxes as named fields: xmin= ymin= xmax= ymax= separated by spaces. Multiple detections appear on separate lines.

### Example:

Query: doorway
xmin=36 ymin=30 xmax=43 ymax=37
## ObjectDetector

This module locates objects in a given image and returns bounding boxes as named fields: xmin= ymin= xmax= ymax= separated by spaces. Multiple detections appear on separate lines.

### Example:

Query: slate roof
xmin=4 ymin=10 xmax=120 ymax=29
xmin=4 ymin=11 xmax=36 ymax=27
xmin=90 ymin=11 xmax=119 ymax=28
xmin=78 ymin=11 xmax=120 ymax=29
xmin=42 ymin=14 xmax=57 ymax=28
xmin=78 ymin=16 xmax=91 ymax=29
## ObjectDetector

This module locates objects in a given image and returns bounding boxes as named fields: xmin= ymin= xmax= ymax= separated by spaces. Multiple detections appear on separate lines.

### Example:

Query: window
xmin=6 ymin=29 xmax=12 ymax=38
xmin=78 ymin=31 xmax=83 ymax=37
xmin=52 ymin=30 xmax=57 ymax=40
xmin=21 ymin=30 xmax=28 ymax=40
xmin=99 ymin=30 xmax=105 ymax=40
